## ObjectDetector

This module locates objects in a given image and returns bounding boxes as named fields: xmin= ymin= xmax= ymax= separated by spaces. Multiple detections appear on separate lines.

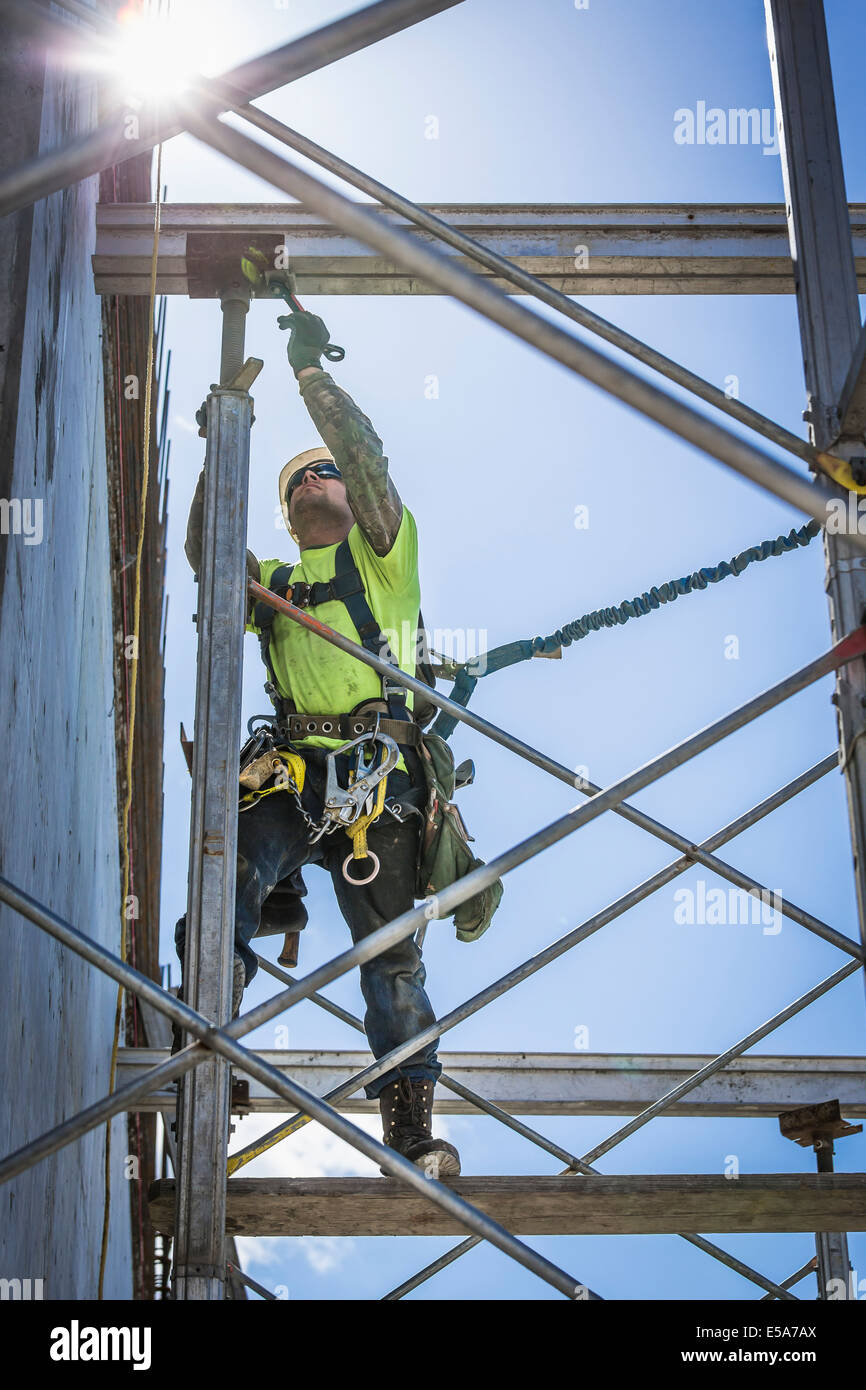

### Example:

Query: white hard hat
xmin=278 ymin=446 xmax=337 ymax=532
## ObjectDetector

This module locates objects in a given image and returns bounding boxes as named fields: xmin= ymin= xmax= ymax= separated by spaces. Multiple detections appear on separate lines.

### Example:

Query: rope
xmin=432 ymin=519 xmax=821 ymax=738
xmin=535 ymin=519 xmax=821 ymax=653
xmin=97 ymin=142 xmax=163 ymax=1300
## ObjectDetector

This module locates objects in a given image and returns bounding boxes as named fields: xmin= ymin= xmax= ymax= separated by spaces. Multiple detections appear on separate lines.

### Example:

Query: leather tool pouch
xmin=415 ymin=732 xmax=503 ymax=943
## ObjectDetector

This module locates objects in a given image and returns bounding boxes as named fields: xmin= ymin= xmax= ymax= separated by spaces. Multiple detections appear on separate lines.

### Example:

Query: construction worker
xmin=176 ymin=309 xmax=460 ymax=1178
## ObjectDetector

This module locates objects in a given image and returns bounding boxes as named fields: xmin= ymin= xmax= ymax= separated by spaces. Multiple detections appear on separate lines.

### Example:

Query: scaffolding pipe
xmin=767 ymin=0 xmax=866 ymax=1012
xmin=235 ymin=101 xmax=820 ymax=470
xmin=0 ymin=0 xmax=466 ymax=217
xmin=253 ymin=955 xmax=797 ymax=1303
xmin=382 ymin=960 xmax=857 ymax=1300
xmin=234 ymin=939 xmax=859 ymax=1173
xmin=759 ymin=1257 xmax=818 ymax=1300
xmin=173 ymin=342 xmax=253 ymax=1299
xmin=230 ymin=709 xmax=863 ymax=1174
xmin=0 ymin=875 xmax=592 ymax=1301
xmin=581 ymin=959 xmax=862 ymax=1165
xmin=386 ymin=1227 xmax=799 ymax=1304
xmin=183 ymin=110 xmax=857 ymax=550
xmin=225 ymin=1262 xmax=277 ymax=1301
xmin=251 ymin=583 xmax=863 ymax=962
xmin=0 ymin=754 xmax=836 ymax=1184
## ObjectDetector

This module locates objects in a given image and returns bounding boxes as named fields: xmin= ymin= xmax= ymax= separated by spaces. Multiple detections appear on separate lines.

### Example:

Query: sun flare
xmin=99 ymin=3 xmax=201 ymax=105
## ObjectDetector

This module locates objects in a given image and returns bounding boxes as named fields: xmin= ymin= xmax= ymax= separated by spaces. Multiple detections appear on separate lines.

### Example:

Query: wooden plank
xmin=118 ymin=1050 xmax=866 ymax=1117
xmin=149 ymin=1174 xmax=866 ymax=1238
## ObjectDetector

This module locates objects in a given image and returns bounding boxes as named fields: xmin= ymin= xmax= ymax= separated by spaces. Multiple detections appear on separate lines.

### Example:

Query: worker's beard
xmin=291 ymin=489 xmax=351 ymax=535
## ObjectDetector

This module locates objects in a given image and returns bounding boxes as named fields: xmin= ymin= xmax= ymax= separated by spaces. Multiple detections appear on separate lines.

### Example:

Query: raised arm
xmin=184 ymin=466 xmax=261 ymax=583
xmin=296 ymin=366 xmax=403 ymax=557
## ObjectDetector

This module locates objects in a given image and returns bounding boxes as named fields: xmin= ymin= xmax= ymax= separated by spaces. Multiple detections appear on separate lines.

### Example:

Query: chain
xmin=280 ymin=768 xmax=346 ymax=844
xmin=244 ymin=725 xmax=411 ymax=841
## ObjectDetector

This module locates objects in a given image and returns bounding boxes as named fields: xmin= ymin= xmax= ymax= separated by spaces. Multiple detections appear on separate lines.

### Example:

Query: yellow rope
xmin=344 ymin=775 xmax=388 ymax=861
xmin=98 ymin=143 xmax=163 ymax=1299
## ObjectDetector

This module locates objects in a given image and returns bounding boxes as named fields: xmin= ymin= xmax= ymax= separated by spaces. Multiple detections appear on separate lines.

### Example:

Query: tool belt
xmin=283 ymin=710 xmax=422 ymax=747
xmin=232 ymin=718 xmax=502 ymax=944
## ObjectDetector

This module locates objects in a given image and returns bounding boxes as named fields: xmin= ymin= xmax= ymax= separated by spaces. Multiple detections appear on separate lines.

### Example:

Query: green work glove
xmin=284 ymin=310 xmax=331 ymax=378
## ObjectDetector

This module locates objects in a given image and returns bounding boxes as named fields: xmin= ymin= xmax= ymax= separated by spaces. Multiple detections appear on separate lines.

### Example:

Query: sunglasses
xmin=285 ymin=460 xmax=343 ymax=507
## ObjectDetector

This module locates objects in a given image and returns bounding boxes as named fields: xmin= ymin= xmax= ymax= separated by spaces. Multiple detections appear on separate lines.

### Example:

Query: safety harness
xmin=244 ymin=536 xmax=502 ymax=928
xmin=251 ymin=536 xmax=435 ymax=743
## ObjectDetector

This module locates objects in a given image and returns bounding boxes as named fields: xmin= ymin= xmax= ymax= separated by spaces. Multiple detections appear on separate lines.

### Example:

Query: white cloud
xmin=172 ymin=413 xmax=199 ymax=434
xmin=234 ymin=1233 xmax=356 ymax=1283
xmin=233 ymin=1236 xmax=283 ymax=1271
xmin=229 ymin=1107 xmax=454 ymax=1283
xmin=229 ymin=1111 xmax=383 ymax=1178
xmin=229 ymin=1108 xmax=452 ymax=1179
xmin=304 ymin=1237 xmax=350 ymax=1275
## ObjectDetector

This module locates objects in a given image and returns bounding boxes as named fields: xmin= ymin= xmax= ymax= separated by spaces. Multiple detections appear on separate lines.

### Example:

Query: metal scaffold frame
xmin=1 ymin=0 xmax=865 ymax=1301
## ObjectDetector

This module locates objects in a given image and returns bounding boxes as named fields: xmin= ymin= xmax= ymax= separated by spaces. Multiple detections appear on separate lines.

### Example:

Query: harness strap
xmin=252 ymin=562 xmax=296 ymax=723
xmin=254 ymin=541 xmax=424 ymax=731
xmin=330 ymin=539 xmax=409 ymax=724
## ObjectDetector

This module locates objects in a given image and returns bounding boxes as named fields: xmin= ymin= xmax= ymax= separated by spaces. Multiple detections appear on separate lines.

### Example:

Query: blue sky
xmin=153 ymin=0 xmax=866 ymax=1300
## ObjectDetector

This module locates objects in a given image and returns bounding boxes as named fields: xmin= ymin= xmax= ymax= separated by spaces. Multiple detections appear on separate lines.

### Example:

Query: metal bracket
xmin=779 ymin=1099 xmax=862 ymax=1148
xmin=231 ymin=1078 xmax=252 ymax=1117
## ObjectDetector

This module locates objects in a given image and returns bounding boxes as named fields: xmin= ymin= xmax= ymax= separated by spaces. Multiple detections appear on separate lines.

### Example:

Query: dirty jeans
xmin=175 ymin=746 xmax=442 ymax=1099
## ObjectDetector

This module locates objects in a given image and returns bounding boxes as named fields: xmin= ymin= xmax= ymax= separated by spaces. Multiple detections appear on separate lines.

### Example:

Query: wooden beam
xmin=93 ymin=202 xmax=866 ymax=297
xmin=149 ymin=1174 xmax=866 ymax=1237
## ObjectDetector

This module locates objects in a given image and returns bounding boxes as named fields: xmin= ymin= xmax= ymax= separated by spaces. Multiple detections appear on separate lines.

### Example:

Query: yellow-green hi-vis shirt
xmin=246 ymin=508 xmax=421 ymax=773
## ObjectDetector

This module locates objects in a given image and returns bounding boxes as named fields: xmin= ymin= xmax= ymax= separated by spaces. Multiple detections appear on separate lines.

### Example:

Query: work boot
xmin=379 ymin=1078 xmax=461 ymax=1178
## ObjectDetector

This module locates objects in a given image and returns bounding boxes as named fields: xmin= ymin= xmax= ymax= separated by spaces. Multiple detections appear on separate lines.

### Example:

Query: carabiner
xmin=322 ymin=731 xmax=398 ymax=828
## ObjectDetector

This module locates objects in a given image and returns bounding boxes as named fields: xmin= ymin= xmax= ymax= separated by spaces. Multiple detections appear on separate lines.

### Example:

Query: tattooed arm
xmin=296 ymin=367 xmax=403 ymax=556
xmin=184 ymin=467 xmax=261 ymax=583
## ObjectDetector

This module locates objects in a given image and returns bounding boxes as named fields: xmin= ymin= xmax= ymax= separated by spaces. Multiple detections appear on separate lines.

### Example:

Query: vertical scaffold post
xmin=766 ymin=0 xmax=862 ymax=1299
xmin=173 ymin=284 xmax=253 ymax=1300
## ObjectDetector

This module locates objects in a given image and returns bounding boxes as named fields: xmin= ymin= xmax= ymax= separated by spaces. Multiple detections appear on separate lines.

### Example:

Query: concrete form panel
xmin=0 ymin=45 xmax=132 ymax=1299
